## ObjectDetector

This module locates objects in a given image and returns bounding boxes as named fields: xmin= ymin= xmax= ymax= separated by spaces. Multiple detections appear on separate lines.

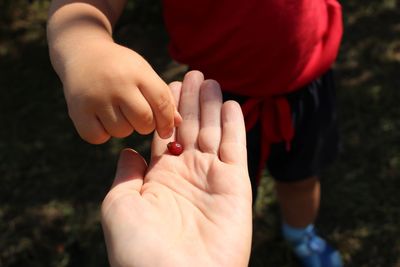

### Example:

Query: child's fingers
xmin=138 ymin=66 xmax=177 ymax=139
xmin=174 ymin=109 xmax=183 ymax=126
xmin=219 ymin=101 xmax=247 ymax=167
xmin=70 ymin=111 xmax=111 ymax=144
xmin=119 ymin=88 xmax=156 ymax=135
xmin=96 ymin=104 xmax=134 ymax=138
xmin=198 ymin=79 xmax=223 ymax=154
xmin=176 ymin=71 xmax=204 ymax=150
xmin=151 ymin=81 xmax=182 ymax=158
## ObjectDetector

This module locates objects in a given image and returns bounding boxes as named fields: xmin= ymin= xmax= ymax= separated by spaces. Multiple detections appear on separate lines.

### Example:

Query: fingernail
xmin=174 ymin=110 xmax=182 ymax=126
xmin=160 ymin=128 xmax=173 ymax=139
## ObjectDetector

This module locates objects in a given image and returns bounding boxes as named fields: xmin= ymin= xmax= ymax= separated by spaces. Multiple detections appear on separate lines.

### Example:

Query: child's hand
xmin=59 ymin=40 xmax=180 ymax=144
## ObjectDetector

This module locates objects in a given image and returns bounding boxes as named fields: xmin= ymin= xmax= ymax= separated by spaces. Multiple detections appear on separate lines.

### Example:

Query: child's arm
xmin=47 ymin=0 xmax=180 ymax=144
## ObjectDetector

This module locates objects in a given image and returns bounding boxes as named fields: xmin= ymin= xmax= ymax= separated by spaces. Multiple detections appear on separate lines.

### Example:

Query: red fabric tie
xmin=242 ymin=97 xmax=294 ymax=184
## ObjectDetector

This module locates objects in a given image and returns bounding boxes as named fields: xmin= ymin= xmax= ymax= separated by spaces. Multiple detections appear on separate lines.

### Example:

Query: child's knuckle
xmin=154 ymin=94 xmax=171 ymax=114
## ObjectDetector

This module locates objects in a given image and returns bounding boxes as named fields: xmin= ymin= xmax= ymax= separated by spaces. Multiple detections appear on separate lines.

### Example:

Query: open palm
xmin=101 ymin=71 xmax=253 ymax=267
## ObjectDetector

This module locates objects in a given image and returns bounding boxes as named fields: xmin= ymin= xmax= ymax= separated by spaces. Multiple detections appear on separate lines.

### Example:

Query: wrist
xmin=47 ymin=1 xmax=115 ymax=79
xmin=48 ymin=34 xmax=113 ymax=80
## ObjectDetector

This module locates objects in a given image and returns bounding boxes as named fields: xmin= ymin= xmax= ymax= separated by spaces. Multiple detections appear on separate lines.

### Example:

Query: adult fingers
xmin=177 ymin=70 xmax=204 ymax=149
xmin=219 ymin=101 xmax=247 ymax=167
xmin=101 ymin=149 xmax=147 ymax=220
xmin=110 ymin=148 xmax=147 ymax=192
xmin=151 ymin=81 xmax=182 ymax=159
xmin=198 ymin=79 xmax=222 ymax=154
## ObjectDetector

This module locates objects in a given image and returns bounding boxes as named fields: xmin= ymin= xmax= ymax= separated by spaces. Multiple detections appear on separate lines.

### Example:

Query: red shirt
xmin=162 ymin=0 xmax=343 ymax=181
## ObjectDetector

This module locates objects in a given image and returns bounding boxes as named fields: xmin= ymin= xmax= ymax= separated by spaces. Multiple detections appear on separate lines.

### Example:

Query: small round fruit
xmin=167 ymin=141 xmax=183 ymax=155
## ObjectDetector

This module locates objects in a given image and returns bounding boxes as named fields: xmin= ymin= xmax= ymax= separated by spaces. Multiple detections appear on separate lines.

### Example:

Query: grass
xmin=1 ymin=0 xmax=399 ymax=266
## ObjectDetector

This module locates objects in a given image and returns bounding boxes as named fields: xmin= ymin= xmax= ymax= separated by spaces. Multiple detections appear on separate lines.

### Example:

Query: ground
xmin=1 ymin=0 xmax=399 ymax=266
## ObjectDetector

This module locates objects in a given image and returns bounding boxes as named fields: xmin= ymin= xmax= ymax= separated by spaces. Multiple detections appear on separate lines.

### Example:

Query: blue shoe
xmin=283 ymin=224 xmax=343 ymax=267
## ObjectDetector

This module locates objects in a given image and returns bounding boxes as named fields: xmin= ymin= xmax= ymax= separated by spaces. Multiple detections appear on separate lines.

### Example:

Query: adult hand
xmin=101 ymin=70 xmax=252 ymax=267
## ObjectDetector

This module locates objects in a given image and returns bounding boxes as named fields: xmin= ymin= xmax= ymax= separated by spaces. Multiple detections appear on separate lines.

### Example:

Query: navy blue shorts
xmin=223 ymin=71 xmax=339 ymax=195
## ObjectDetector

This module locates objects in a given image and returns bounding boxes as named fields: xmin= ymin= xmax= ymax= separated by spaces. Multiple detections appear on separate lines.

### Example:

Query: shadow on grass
xmin=316 ymin=2 xmax=400 ymax=267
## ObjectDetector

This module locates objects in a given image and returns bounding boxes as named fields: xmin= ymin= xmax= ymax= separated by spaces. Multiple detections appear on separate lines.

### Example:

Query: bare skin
xmin=101 ymin=71 xmax=253 ymax=267
xmin=276 ymin=176 xmax=320 ymax=228
xmin=47 ymin=0 xmax=181 ymax=144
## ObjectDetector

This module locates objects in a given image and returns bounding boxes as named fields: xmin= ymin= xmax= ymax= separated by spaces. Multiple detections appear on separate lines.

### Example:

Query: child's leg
xmin=266 ymin=71 xmax=342 ymax=267
xmin=275 ymin=178 xmax=343 ymax=267
xmin=275 ymin=176 xmax=320 ymax=228
xmin=276 ymin=177 xmax=343 ymax=266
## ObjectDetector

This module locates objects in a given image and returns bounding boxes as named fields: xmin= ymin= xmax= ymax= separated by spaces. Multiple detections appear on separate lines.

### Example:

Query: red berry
xmin=167 ymin=141 xmax=183 ymax=155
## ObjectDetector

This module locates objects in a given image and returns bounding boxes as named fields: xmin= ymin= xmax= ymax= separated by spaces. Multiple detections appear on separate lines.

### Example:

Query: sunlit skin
xmin=47 ymin=0 xmax=182 ymax=144
xmin=101 ymin=71 xmax=253 ymax=267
